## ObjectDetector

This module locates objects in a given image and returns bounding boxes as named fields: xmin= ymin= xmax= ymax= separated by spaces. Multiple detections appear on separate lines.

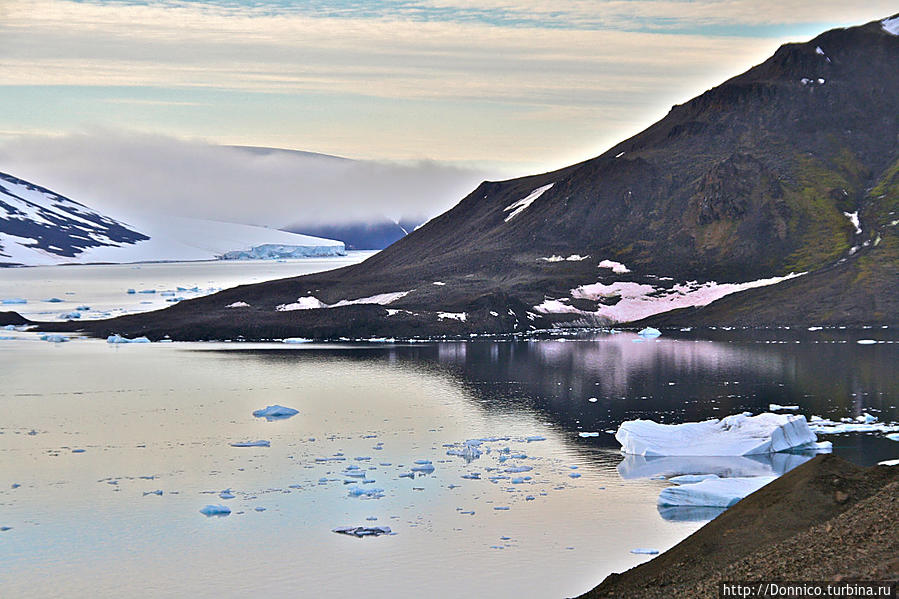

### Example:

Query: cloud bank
xmin=0 ymin=131 xmax=495 ymax=228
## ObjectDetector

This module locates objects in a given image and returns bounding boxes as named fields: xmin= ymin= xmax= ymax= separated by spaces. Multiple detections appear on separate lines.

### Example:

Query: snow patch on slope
xmin=503 ymin=183 xmax=553 ymax=222
xmin=843 ymin=211 xmax=861 ymax=235
xmin=277 ymin=291 xmax=409 ymax=311
xmin=598 ymin=259 xmax=630 ymax=273
xmin=533 ymin=273 xmax=804 ymax=323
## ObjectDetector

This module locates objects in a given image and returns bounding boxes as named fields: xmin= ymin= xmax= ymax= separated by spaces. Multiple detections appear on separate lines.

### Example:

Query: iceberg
xmin=637 ymin=327 xmax=661 ymax=338
xmin=199 ymin=504 xmax=231 ymax=516
xmin=615 ymin=413 xmax=819 ymax=456
xmin=230 ymin=440 xmax=270 ymax=448
xmin=252 ymin=405 xmax=299 ymax=421
xmin=40 ymin=334 xmax=69 ymax=343
xmin=107 ymin=334 xmax=151 ymax=344
xmin=221 ymin=243 xmax=345 ymax=260
xmin=657 ymin=476 xmax=777 ymax=508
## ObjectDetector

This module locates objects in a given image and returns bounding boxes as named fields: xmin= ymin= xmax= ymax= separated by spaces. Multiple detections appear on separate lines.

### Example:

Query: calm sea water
xmin=1 ymin=262 xmax=897 ymax=598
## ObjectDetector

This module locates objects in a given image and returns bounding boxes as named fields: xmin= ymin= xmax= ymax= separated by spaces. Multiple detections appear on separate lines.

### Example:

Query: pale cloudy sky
xmin=0 ymin=1 xmax=894 ymax=225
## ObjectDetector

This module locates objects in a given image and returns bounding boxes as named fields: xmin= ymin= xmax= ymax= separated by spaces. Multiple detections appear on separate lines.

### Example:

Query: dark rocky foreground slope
xmin=8 ymin=15 xmax=899 ymax=339
xmin=576 ymin=455 xmax=898 ymax=599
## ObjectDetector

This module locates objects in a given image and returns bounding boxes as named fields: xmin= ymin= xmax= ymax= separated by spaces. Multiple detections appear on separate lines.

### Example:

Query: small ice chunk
xmin=411 ymin=461 xmax=435 ymax=473
xmin=769 ymin=404 xmax=799 ymax=411
xmin=588 ymin=397 xmax=598 ymax=403
xmin=226 ymin=301 xmax=250 ymax=308
xmin=44 ymin=297 xmax=63 ymax=303
xmin=630 ymin=548 xmax=659 ymax=555
xmin=347 ymin=486 xmax=385 ymax=499
xmin=856 ymin=413 xmax=877 ymax=424
xmin=200 ymin=504 xmax=231 ymax=516
xmin=569 ymin=472 xmax=581 ymax=479
xmin=578 ymin=432 xmax=600 ymax=437
xmin=332 ymin=525 xmax=392 ymax=537
xmin=886 ymin=433 xmax=899 ymax=442
xmin=658 ymin=476 xmax=776 ymax=507
xmin=252 ymin=405 xmax=299 ymax=421
xmin=230 ymin=440 xmax=270 ymax=448
xmin=1 ymin=298 xmax=27 ymax=305
xmin=219 ymin=489 xmax=235 ymax=499
xmin=856 ymin=339 xmax=876 ymax=345
xmin=504 ymin=465 xmax=533 ymax=473
xmin=282 ymin=338 xmax=312 ymax=344
xmin=526 ymin=435 xmax=546 ymax=442
xmin=40 ymin=334 xmax=69 ymax=343
xmin=638 ymin=327 xmax=661 ymax=338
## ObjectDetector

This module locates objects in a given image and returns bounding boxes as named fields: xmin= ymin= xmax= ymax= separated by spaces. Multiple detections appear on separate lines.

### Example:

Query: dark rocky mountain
xmin=283 ymin=219 xmax=421 ymax=250
xmin=17 ymin=14 xmax=899 ymax=338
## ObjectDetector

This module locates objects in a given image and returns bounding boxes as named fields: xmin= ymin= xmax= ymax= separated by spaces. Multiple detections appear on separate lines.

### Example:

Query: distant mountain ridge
xmin=0 ymin=171 xmax=345 ymax=266
xmin=19 ymin=14 xmax=899 ymax=338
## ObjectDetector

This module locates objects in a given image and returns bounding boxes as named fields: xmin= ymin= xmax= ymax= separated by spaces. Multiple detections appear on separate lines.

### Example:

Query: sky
xmin=0 ymin=1 xmax=895 ymax=227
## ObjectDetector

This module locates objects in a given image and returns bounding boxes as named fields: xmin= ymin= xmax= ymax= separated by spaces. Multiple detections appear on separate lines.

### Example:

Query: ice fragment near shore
xmin=616 ymin=413 xmax=819 ymax=456
xmin=252 ymin=405 xmax=299 ymax=421
xmin=630 ymin=548 xmax=659 ymax=555
xmin=657 ymin=476 xmax=776 ymax=508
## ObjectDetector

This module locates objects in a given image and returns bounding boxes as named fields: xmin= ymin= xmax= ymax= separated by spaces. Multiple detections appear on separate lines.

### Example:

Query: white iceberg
xmin=616 ymin=413 xmax=819 ymax=456
xmin=252 ymin=405 xmax=299 ymax=421
xmin=637 ymin=327 xmax=661 ymax=338
xmin=657 ymin=476 xmax=776 ymax=508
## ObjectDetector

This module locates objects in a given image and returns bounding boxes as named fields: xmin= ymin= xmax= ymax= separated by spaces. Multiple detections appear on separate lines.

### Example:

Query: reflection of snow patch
xmin=226 ymin=301 xmax=250 ymax=308
xmin=504 ymin=183 xmax=553 ymax=222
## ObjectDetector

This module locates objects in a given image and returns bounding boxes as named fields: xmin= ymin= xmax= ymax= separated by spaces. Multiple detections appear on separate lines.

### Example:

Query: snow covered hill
xmin=0 ymin=172 xmax=344 ymax=266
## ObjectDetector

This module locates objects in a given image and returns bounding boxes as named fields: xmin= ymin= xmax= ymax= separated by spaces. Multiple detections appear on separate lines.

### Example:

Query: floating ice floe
xmin=769 ymin=404 xmax=799 ymax=411
xmin=637 ymin=327 xmax=661 ymax=338
xmin=219 ymin=489 xmax=235 ymax=500
xmin=199 ymin=504 xmax=231 ymax=516
xmin=411 ymin=460 xmax=435 ymax=473
xmin=856 ymin=339 xmax=877 ymax=345
xmin=616 ymin=413 xmax=822 ymax=456
xmin=629 ymin=548 xmax=659 ymax=555
xmin=1 ymin=298 xmax=26 ymax=304
xmin=40 ymin=334 xmax=69 ymax=343
xmin=252 ymin=405 xmax=299 ymax=421
xmin=282 ymin=337 xmax=312 ymax=344
xmin=807 ymin=414 xmax=899 ymax=435
xmin=332 ymin=526 xmax=392 ymax=538
xmin=347 ymin=486 xmax=384 ymax=499
xmin=230 ymin=440 xmax=270 ymax=448
xmin=657 ymin=476 xmax=777 ymax=508
xmin=107 ymin=334 xmax=151 ymax=344
xmin=887 ymin=433 xmax=899 ymax=442
xmin=578 ymin=432 xmax=600 ymax=437
xmin=60 ymin=311 xmax=81 ymax=319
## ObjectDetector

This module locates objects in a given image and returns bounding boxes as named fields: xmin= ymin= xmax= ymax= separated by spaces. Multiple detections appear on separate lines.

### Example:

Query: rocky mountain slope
xmin=14 ymin=14 xmax=899 ymax=338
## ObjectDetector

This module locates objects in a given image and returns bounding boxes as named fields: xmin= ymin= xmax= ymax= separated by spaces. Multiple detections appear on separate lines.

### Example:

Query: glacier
xmin=1 ymin=171 xmax=345 ymax=265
